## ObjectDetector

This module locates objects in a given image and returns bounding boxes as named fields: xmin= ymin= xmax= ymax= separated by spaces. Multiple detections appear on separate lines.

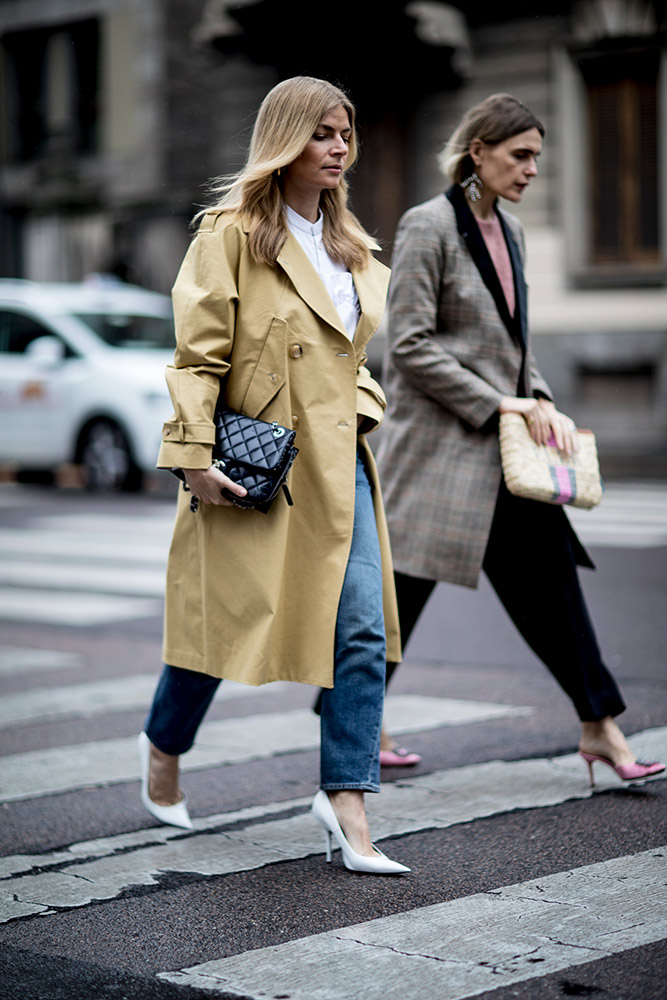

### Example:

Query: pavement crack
xmin=65 ymin=871 xmax=96 ymax=884
xmin=329 ymin=935 xmax=463 ymax=966
xmin=543 ymin=936 xmax=606 ymax=953
xmin=487 ymin=890 xmax=585 ymax=909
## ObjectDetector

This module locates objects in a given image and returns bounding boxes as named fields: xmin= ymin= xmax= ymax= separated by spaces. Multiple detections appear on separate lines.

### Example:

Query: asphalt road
xmin=0 ymin=481 xmax=666 ymax=1000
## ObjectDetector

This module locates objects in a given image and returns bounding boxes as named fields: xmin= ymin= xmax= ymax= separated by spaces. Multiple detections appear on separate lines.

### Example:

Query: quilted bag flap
xmin=214 ymin=409 xmax=295 ymax=471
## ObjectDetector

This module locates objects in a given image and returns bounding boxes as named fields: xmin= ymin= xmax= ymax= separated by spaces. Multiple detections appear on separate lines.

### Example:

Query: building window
xmin=581 ymin=48 xmax=659 ymax=267
xmin=565 ymin=42 xmax=664 ymax=285
xmin=1 ymin=19 xmax=100 ymax=163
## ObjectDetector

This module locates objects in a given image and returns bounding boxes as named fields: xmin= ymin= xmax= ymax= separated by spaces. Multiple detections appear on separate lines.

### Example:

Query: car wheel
xmin=79 ymin=419 xmax=144 ymax=492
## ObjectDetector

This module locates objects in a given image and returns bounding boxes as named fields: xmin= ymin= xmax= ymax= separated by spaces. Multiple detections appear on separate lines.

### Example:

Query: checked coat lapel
xmin=446 ymin=183 xmax=528 ymax=392
xmin=446 ymin=184 xmax=527 ymax=350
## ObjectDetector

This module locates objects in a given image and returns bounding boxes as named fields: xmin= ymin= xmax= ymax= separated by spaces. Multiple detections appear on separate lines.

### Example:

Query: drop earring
xmin=461 ymin=171 xmax=483 ymax=203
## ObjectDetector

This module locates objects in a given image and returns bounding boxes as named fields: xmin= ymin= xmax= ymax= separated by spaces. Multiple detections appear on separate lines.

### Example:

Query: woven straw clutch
xmin=499 ymin=412 xmax=603 ymax=510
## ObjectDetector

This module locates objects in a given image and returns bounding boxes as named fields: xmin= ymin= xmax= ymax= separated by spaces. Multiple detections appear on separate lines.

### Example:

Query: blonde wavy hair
xmin=196 ymin=76 xmax=372 ymax=270
xmin=439 ymin=93 xmax=545 ymax=185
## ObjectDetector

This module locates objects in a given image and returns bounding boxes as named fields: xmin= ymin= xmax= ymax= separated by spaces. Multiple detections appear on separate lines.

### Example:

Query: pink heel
xmin=379 ymin=747 xmax=422 ymax=767
xmin=579 ymin=750 xmax=665 ymax=787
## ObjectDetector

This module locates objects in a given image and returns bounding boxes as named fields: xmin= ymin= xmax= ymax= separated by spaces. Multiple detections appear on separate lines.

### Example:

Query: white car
xmin=0 ymin=276 xmax=176 ymax=490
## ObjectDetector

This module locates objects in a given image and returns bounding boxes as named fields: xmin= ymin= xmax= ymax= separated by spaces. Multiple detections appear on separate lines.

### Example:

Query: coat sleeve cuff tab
xmin=162 ymin=421 xmax=216 ymax=444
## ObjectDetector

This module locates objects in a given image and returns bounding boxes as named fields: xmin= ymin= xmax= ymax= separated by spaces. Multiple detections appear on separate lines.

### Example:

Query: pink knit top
xmin=477 ymin=214 xmax=515 ymax=318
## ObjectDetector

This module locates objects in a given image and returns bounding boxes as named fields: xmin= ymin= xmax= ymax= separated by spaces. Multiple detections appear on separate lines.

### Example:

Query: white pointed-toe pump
xmin=311 ymin=790 xmax=410 ymax=874
xmin=138 ymin=732 xmax=193 ymax=830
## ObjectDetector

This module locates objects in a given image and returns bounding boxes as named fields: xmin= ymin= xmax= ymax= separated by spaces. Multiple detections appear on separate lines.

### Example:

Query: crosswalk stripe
xmin=0 ymin=696 xmax=531 ymax=801
xmin=159 ymin=848 xmax=667 ymax=1000
xmin=28 ymin=510 xmax=174 ymax=534
xmin=0 ymin=531 xmax=168 ymax=565
xmin=0 ymin=676 xmax=294 ymax=730
xmin=0 ymin=561 xmax=165 ymax=595
xmin=0 ymin=647 xmax=84 ymax=675
xmin=568 ymin=488 xmax=667 ymax=546
xmin=0 ymin=587 xmax=162 ymax=626
xmin=1 ymin=727 xmax=664 ymax=925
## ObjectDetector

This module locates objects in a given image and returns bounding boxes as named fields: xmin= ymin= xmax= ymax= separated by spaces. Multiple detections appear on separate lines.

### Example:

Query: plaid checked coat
xmin=377 ymin=185 xmax=567 ymax=588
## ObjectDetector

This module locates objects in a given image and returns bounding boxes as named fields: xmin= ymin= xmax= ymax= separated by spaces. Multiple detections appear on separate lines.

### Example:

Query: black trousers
xmin=386 ymin=483 xmax=626 ymax=722
xmin=315 ymin=483 xmax=625 ymax=722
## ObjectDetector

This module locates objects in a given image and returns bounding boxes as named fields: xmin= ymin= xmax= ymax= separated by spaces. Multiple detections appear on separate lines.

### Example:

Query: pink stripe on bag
xmin=550 ymin=465 xmax=575 ymax=503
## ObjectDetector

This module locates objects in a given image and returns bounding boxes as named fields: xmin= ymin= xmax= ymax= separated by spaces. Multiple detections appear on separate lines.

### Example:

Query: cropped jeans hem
xmin=320 ymin=782 xmax=380 ymax=794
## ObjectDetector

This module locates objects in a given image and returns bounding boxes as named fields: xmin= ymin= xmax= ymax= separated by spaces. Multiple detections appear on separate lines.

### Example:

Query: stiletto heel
xmin=322 ymin=828 xmax=332 ymax=863
xmin=311 ymin=790 xmax=410 ymax=874
xmin=138 ymin=732 xmax=193 ymax=829
xmin=583 ymin=756 xmax=595 ymax=787
xmin=579 ymin=750 xmax=665 ymax=787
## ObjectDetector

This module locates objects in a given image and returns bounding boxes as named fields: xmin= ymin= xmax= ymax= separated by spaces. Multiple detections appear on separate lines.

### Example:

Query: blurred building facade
xmin=1 ymin=0 xmax=666 ymax=469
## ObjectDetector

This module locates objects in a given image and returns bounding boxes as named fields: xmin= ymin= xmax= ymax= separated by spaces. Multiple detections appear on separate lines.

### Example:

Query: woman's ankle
xmin=148 ymin=743 xmax=182 ymax=806
xmin=580 ymin=717 xmax=635 ymax=765
xmin=327 ymin=790 xmax=376 ymax=856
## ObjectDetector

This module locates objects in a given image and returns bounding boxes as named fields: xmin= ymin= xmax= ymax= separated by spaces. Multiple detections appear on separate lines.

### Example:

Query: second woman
xmin=374 ymin=93 xmax=664 ymax=785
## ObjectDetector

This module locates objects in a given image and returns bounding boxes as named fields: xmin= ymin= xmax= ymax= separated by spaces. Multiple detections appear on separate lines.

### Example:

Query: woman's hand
xmin=499 ymin=397 xmax=579 ymax=455
xmin=183 ymin=466 xmax=247 ymax=506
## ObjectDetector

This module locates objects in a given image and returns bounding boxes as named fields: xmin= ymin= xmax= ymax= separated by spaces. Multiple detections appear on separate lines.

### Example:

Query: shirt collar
xmin=285 ymin=204 xmax=323 ymax=236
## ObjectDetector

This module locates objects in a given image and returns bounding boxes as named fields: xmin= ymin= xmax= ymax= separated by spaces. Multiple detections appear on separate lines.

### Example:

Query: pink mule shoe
xmin=579 ymin=750 xmax=665 ymax=788
xmin=379 ymin=747 xmax=422 ymax=767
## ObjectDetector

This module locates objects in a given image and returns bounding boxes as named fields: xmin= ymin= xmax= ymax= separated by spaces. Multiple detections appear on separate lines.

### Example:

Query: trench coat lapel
xmin=277 ymin=229 xmax=389 ymax=357
xmin=276 ymin=231 xmax=349 ymax=339
xmin=351 ymin=248 xmax=390 ymax=359
xmin=446 ymin=184 xmax=524 ymax=347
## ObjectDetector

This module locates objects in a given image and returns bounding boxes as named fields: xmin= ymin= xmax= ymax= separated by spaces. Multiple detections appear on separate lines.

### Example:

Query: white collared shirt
xmin=285 ymin=205 xmax=360 ymax=341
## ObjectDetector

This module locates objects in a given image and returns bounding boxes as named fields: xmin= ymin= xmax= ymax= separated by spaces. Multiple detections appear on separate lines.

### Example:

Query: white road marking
xmin=568 ymin=484 xmax=667 ymax=547
xmin=0 ymin=561 xmax=166 ymax=595
xmin=28 ymin=511 xmax=174 ymax=535
xmin=0 ymin=676 xmax=296 ymax=730
xmin=0 ymin=696 xmax=530 ymax=801
xmin=0 ymin=647 xmax=84 ymax=675
xmin=159 ymin=848 xmax=667 ymax=1000
xmin=0 ymin=588 xmax=162 ymax=625
xmin=0 ymin=531 xmax=168 ymax=565
xmin=0 ymin=727 xmax=663 ymax=926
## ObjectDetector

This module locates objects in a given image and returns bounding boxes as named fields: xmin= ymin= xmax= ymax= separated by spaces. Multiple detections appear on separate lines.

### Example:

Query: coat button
xmin=289 ymin=345 xmax=303 ymax=358
xmin=292 ymin=415 xmax=300 ymax=429
xmin=270 ymin=373 xmax=280 ymax=383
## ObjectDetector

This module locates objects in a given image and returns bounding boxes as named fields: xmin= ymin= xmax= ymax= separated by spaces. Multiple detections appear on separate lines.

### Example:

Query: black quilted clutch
xmin=212 ymin=407 xmax=298 ymax=512
xmin=172 ymin=407 xmax=298 ymax=514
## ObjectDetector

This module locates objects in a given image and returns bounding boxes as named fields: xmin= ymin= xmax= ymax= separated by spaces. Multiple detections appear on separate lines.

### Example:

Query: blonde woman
xmin=138 ymin=77 xmax=408 ymax=874
xmin=376 ymin=94 xmax=664 ymax=786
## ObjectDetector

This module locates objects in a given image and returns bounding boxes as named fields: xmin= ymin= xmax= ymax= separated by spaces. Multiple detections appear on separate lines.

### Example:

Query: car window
xmin=0 ymin=310 xmax=73 ymax=356
xmin=74 ymin=312 xmax=175 ymax=349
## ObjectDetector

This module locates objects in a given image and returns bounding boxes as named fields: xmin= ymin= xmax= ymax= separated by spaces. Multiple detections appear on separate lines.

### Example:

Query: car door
xmin=0 ymin=308 xmax=76 ymax=465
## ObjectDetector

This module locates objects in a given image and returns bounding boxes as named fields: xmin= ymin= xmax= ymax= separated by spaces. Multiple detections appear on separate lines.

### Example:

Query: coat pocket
xmin=239 ymin=317 xmax=288 ymax=418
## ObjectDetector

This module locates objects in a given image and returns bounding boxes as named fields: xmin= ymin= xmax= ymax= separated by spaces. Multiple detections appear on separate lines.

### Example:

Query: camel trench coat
xmin=377 ymin=186 xmax=590 ymax=588
xmin=157 ymin=211 xmax=401 ymax=685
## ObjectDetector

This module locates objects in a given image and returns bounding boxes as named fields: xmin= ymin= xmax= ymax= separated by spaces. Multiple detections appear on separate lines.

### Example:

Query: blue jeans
xmin=145 ymin=451 xmax=386 ymax=792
